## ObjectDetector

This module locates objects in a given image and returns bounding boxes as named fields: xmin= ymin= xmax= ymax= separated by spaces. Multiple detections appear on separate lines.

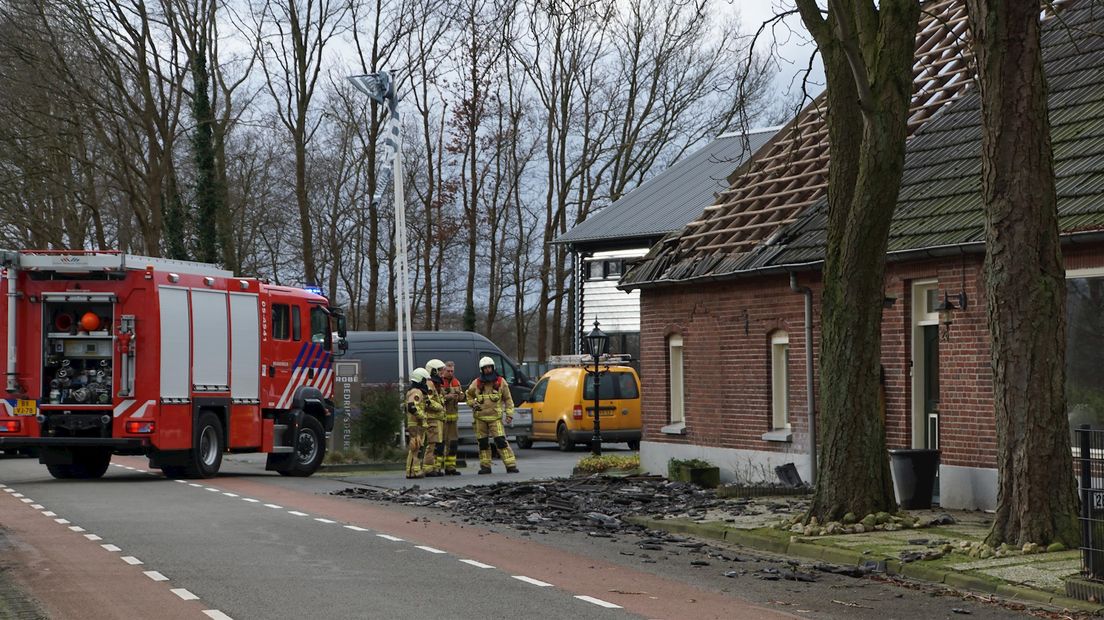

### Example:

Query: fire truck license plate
xmin=13 ymin=400 xmax=37 ymax=416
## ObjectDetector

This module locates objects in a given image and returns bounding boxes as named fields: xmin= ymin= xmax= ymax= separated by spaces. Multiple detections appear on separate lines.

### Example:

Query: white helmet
xmin=478 ymin=356 xmax=495 ymax=369
xmin=426 ymin=359 xmax=445 ymax=374
xmin=411 ymin=367 xmax=431 ymax=383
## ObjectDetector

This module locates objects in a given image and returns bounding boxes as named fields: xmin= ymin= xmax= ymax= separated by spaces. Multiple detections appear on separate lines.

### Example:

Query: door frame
xmin=911 ymin=280 xmax=940 ymax=449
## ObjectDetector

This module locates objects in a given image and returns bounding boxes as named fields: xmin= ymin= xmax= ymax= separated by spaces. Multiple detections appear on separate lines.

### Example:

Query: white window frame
xmin=771 ymin=331 xmax=790 ymax=431
xmin=911 ymin=279 xmax=940 ymax=448
xmin=662 ymin=334 xmax=686 ymax=434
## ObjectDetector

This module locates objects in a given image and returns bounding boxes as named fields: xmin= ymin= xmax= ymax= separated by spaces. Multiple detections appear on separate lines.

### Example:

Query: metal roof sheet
xmin=554 ymin=128 xmax=778 ymax=245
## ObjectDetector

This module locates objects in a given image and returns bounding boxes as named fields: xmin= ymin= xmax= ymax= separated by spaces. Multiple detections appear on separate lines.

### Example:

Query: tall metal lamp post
xmin=585 ymin=321 xmax=609 ymax=456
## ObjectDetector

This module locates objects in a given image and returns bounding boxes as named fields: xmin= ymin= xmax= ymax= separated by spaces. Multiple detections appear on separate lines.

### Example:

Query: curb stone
xmin=626 ymin=516 xmax=1104 ymax=615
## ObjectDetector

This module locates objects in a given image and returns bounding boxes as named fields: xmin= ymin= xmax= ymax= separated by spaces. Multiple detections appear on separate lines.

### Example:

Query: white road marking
xmin=459 ymin=559 xmax=495 ymax=569
xmin=0 ymin=483 xmax=8 ymax=488
xmin=241 ymin=498 xmax=259 ymax=503
xmin=54 ymin=518 xmax=69 ymax=524
xmin=377 ymin=534 xmax=404 ymax=542
xmin=264 ymin=503 xmax=282 ymax=509
xmin=174 ymin=480 xmax=187 ymax=483
xmin=2 ymin=488 xmax=13 ymax=492
xmin=121 ymin=556 xmax=143 ymax=565
xmin=222 ymin=493 xmax=239 ymax=498
xmin=144 ymin=571 xmax=168 ymax=582
xmin=30 ymin=504 xmax=43 ymax=509
xmin=101 ymin=544 xmax=121 ymax=552
xmin=122 ymin=466 xmax=134 ymax=470
xmin=415 ymin=545 xmax=446 ymax=554
xmin=314 ymin=518 xmax=335 ymax=524
xmin=68 ymin=526 xmax=85 ymax=532
xmin=287 ymin=511 xmax=309 ymax=517
xmin=205 ymin=487 xmax=220 ymax=492
xmin=41 ymin=511 xmax=56 ymax=517
xmin=189 ymin=483 xmax=203 ymax=488
xmin=343 ymin=525 xmax=369 ymax=532
xmin=202 ymin=610 xmax=233 ymax=620
xmin=19 ymin=498 xmax=32 ymax=503
xmin=171 ymin=588 xmax=199 ymax=601
xmin=512 ymin=576 xmax=553 ymax=587
xmin=575 ymin=595 xmax=622 ymax=609
xmin=84 ymin=534 xmax=102 ymax=541
xmin=11 ymin=493 xmax=23 ymax=498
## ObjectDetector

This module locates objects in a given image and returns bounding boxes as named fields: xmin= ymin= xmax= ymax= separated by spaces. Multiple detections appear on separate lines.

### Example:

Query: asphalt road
xmin=0 ymin=447 xmax=1041 ymax=620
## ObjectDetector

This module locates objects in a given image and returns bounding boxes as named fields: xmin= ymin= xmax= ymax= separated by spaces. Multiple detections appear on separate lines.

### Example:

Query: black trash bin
xmin=888 ymin=449 xmax=940 ymax=510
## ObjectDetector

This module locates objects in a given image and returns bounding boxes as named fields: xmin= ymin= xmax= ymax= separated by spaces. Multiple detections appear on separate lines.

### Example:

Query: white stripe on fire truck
xmin=275 ymin=367 xmax=305 ymax=410
xmin=129 ymin=400 xmax=157 ymax=418
xmin=113 ymin=399 xmax=136 ymax=418
xmin=1 ymin=401 xmax=12 ymax=415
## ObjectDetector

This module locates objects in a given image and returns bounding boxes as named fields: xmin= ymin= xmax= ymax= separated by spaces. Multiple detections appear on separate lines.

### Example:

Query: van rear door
xmin=583 ymin=369 xmax=641 ymax=431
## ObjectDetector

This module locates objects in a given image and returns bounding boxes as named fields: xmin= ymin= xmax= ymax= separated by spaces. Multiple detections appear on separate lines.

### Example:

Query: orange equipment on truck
xmin=0 ymin=250 xmax=347 ymax=479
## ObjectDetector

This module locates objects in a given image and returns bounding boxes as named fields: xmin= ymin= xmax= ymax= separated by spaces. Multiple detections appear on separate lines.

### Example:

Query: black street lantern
xmin=585 ymin=321 xmax=609 ymax=456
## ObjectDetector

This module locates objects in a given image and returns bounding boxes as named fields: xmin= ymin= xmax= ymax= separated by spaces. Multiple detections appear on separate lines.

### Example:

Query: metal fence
xmin=1076 ymin=425 xmax=1104 ymax=578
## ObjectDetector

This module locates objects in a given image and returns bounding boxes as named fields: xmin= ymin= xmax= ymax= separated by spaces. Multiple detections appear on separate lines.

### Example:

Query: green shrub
xmin=354 ymin=385 xmax=403 ymax=458
xmin=575 ymin=454 xmax=640 ymax=474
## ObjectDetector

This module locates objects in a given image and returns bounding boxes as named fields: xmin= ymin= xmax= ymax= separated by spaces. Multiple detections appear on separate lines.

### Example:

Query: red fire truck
xmin=0 ymin=250 xmax=347 ymax=480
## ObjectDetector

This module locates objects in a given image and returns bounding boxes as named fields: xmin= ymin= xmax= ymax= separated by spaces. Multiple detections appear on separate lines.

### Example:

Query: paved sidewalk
xmin=625 ymin=495 xmax=1102 ymax=615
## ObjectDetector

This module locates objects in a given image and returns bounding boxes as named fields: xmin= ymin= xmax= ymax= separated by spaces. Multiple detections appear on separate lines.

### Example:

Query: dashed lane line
xmin=264 ymin=503 xmax=283 ymax=509
xmin=377 ymin=534 xmax=404 ymax=542
xmin=415 ymin=546 xmax=447 ymax=554
xmin=575 ymin=595 xmax=622 ymax=609
xmin=170 ymin=588 xmax=199 ymax=601
xmin=41 ymin=511 xmax=56 ymax=517
xmin=222 ymin=493 xmax=239 ymax=498
xmin=19 ymin=498 xmax=32 ymax=503
xmin=53 ymin=518 xmax=70 ymax=525
xmin=241 ymin=498 xmax=260 ymax=503
xmin=121 ymin=556 xmax=143 ymax=566
xmin=144 ymin=571 xmax=169 ymax=582
xmin=101 ymin=544 xmax=121 ymax=552
xmin=512 ymin=576 xmax=554 ymax=587
xmin=30 ymin=504 xmax=43 ymax=509
xmin=459 ymin=559 xmax=495 ymax=569
xmin=202 ymin=610 xmax=234 ymax=620
xmin=314 ymin=518 xmax=336 ymax=524
xmin=68 ymin=526 xmax=86 ymax=532
xmin=343 ymin=525 xmax=370 ymax=532
xmin=84 ymin=534 xmax=102 ymax=541
xmin=287 ymin=511 xmax=309 ymax=517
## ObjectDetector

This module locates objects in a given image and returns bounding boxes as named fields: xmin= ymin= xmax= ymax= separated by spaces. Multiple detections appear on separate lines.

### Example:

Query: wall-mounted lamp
xmin=883 ymin=293 xmax=898 ymax=309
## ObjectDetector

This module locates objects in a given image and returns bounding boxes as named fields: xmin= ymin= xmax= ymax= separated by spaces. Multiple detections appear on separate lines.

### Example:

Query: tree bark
xmin=966 ymin=0 xmax=1079 ymax=547
xmin=797 ymin=0 xmax=920 ymax=521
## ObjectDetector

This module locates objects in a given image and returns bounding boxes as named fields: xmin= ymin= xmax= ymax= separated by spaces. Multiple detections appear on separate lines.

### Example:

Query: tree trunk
xmin=967 ymin=0 xmax=1079 ymax=547
xmin=797 ymin=0 xmax=920 ymax=522
xmin=191 ymin=39 xmax=220 ymax=265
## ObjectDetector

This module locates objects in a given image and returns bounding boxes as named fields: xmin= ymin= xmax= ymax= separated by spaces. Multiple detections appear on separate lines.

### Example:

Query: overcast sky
xmin=737 ymin=1 xmax=826 ymax=107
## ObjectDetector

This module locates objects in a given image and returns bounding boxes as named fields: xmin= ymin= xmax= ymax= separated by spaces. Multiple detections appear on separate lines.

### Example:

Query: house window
xmin=771 ymin=331 xmax=790 ymax=430
xmin=668 ymin=334 xmax=685 ymax=425
xmin=585 ymin=259 xmax=624 ymax=280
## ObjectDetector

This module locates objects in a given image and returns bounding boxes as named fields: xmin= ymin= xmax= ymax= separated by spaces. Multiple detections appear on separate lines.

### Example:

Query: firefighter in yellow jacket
xmin=439 ymin=361 xmax=464 ymax=475
xmin=465 ymin=357 xmax=519 ymax=474
xmin=405 ymin=368 xmax=431 ymax=479
xmin=422 ymin=359 xmax=448 ymax=477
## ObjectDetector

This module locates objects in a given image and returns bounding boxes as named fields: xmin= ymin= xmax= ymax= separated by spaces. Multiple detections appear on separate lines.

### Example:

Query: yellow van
xmin=521 ymin=365 xmax=642 ymax=451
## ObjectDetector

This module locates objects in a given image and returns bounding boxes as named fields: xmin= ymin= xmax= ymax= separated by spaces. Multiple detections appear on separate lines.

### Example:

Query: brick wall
xmin=637 ymin=248 xmax=1101 ymax=471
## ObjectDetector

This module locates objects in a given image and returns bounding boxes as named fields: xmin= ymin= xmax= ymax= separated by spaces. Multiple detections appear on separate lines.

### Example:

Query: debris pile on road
xmin=334 ymin=476 xmax=809 ymax=534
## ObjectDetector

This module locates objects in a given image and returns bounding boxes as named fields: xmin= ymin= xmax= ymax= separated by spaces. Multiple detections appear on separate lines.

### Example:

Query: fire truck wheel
xmin=45 ymin=449 xmax=111 ymax=480
xmin=174 ymin=412 xmax=224 ymax=479
xmin=278 ymin=415 xmax=325 ymax=477
xmin=46 ymin=464 xmax=75 ymax=479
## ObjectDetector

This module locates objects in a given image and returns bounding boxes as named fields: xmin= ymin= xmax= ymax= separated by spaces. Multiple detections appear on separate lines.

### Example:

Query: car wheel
xmin=557 ymin=424 xmax=574 ymax=452
xmin=175 ymin=412 xmax=224 ymax=479
xmin=277 ymin=415 xmax=326 ymax=477
xmin=516 ymin=436 xmax=533 ymax=450
xmin=627 ymin=440 xmax=640 ymax=451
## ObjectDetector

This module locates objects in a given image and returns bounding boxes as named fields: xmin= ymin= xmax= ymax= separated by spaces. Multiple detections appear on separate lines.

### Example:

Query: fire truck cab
xmin=0 ymin=250 xmax=346 ymax=480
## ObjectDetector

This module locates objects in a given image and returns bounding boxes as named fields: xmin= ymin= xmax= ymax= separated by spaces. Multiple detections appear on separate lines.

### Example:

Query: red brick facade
xmin=639 ymin=246 xmax=1104 ymax=472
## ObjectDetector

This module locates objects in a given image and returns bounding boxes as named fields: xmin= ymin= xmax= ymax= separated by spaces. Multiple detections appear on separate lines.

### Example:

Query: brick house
xmin=554 ymin=127 xmax=777 ymax=361
xmin=620 ymin=0 xmax=1104 ymax=510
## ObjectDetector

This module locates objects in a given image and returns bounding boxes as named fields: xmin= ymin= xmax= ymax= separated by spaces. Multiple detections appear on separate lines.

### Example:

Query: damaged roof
xmin=621 ymin=0 xmax=992 ymax=289
xmin=555 ymin=128 xmax=779 ymax=247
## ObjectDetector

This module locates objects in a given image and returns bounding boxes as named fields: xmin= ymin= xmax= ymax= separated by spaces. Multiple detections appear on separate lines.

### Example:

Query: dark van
xmin=344 ymin=331 xmax=534 ymax=408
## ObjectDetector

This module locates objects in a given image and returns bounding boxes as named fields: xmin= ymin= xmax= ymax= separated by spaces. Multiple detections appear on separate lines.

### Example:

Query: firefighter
xmin=465 ymin=357 xmax=519 ymax=474
xmin=405 ymin=367 xmax=431 ymax=479
xmin=422 ymin=359 xmax=448 ymax=477
xmin=439 ymin=360 xmax=463 ymax=475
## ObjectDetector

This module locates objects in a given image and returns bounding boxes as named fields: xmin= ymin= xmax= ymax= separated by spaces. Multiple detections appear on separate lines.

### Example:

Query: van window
xmin=310 ymin=306 xmax=330 ymax=346
xmin=583 ymin=371 xmax=639 ymax=399
xmin=481 ymin=352 xmax=515 ymax=383
xmin=273 ymin=304 xmax=290 ymax=340
xmin=528 ymin=379 xmax=548 ymax=403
